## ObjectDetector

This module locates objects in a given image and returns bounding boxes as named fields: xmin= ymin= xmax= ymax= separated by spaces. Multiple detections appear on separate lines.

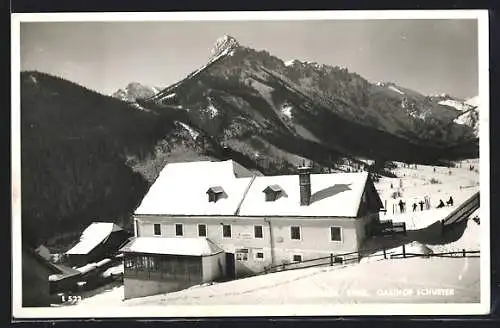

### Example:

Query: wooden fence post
xmin=282 ymin=263 xmax=285 ymax=271
xmin=330 ymin=253 xmax=333 ymax=266
xmin=383 ymin=248 xmax=387 ymax=259
xmin=402 ymin=244 xmax=406 ymax=258
xmin=462 ymin=249 xmax=466 ymax=257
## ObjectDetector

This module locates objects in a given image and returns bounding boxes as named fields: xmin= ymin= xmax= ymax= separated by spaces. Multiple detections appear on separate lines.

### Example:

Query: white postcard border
xmin=11 ymin=9 xmax=490 ymax=319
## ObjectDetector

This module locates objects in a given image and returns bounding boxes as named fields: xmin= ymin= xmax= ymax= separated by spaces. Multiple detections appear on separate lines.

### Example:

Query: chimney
xmin=298 ymin=160 xmax=312 ymax=206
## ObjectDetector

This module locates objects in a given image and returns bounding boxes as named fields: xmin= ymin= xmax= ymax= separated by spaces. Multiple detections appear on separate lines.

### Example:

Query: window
xmin=265 ymin=192 xmax=278 ymax=202
xmin=207 ymin=186 xmax=226 ymax=203
xmin=290 ymin=226 xmax=301 ymax=240
xmin=292 ymin=254 xmax=302 ymax=262
xmin=330 ymin=227 xmax=342 ymax=242
xmin=136 ymin=256 xmax=148 ymax=270
xmin=222 ymin=224 xmax=232 ymax=238
xmin=125 ymin=258 xmax=135 ymax=269
xmin=154 ymin=223 xmax=161 ymax=236
xmin=147 ymin=256 xmax=159 ymax=271
xmin=236 ymin=249 xmax=249 ymax=261
xmin=198 ymin=224 xmax=207 ymax=237
xmin=254 ymin=225 xmax=263 ymax=238
xmin=263 ymin=185 xmax=285 ymax=202
xmin=255 ymin=252 xmax=264 ymax=260
xmin=175 ymin=223 xmax=183 ymax=236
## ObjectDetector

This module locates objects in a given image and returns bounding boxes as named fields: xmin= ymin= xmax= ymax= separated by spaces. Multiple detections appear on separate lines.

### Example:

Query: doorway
xmin=225 ymin=253 xmax=236 ymax=279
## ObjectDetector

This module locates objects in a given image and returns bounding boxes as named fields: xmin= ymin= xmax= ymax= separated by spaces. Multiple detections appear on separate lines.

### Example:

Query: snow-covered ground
xmin=63 ymin=253 xmax=479 ymax=307
xmin=54 ymin=160 xmax=482 ymax=309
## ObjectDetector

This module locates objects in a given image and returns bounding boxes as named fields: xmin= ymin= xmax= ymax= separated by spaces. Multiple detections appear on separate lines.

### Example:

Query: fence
xmin=258 ymin=247 xmax=479 ymax=276
xmin=389 ymin=249 xmax=480 ymax=259
xmin=259 ymin=248 xmax=394 ymax=275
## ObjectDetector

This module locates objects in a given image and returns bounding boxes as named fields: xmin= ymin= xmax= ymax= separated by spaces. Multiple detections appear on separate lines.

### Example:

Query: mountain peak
xmin=209 ymin=34 xmax=240 ymax=61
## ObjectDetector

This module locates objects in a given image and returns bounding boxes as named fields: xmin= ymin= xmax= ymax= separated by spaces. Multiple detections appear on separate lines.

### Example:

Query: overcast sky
xmin=20 ymin=19 xmax=478 ymax=99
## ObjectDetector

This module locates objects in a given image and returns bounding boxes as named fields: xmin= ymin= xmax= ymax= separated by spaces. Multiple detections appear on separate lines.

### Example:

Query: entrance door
xmin=225 ymin=253 xmax=236 ymax=279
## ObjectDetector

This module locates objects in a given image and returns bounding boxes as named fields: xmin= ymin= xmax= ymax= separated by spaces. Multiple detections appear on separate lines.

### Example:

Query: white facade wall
xmin=135 ymin=215 xmax=369 ymax=274
xmin=201 ymin=252 xmax=226 ymax=282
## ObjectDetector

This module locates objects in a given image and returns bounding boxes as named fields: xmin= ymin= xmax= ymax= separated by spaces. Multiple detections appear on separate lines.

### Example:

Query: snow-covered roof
xmin=263 ymin=184 xmax=283 ymax=193
xmin=135 ymin=160 xmax=253 ymax=216
xmin=238 ymin=172 xmax=369 ymax=217
xmin=135 ymin=160 xmax=371 ymax=218
xmin=120 ymin=237 xmax=223 ymax=256
xmin=102 ymin=264 xmax=124 ymax=278
xmin=66 ymin=222 xmax=124 ymax=255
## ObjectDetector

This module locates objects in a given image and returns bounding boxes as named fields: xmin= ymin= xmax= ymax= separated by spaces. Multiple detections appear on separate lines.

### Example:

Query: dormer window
xmin=263 ymin=185 xmax=286 ymax=202
xmin=206 ymin=186 xmax=227 ymax=203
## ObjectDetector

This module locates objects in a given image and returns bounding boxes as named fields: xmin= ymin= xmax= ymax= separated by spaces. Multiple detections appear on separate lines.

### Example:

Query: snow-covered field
xmin=56 ymin=159 xmax=482 ymax=309
xmin=376 ymin=159 xmax=479 ymax=222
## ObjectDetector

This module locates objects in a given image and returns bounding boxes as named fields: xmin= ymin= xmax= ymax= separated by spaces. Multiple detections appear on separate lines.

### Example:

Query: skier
xmin=419 ymin=200 xmax=424 ymax=211
xmin=437 ymin=199 xmax=445 ymax=209
xmin=412 ymin=203 xmax=417 ymax=212
xmin=447 ymin=196 xmax=454 ymax=207
xmin=398 ymin=199 xmax=404 ymax=213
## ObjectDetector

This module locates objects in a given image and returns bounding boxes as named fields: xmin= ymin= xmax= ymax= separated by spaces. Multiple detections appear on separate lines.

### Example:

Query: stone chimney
xmin=298 ymin=160 xmax=312 ymax=206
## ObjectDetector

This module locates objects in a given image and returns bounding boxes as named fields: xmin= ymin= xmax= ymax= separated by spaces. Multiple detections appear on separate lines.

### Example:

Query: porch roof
xmin=119 ymin=237 xmax=223 ymax=257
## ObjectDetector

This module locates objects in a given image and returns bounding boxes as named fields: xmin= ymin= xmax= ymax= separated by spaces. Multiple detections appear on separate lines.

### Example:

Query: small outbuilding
xmin=120 ymin=237 xmax=225 ymax=300
xmin=65 ymin=222 xmax=131 ymax=267
xmin=22 ymin=245 xmax=64 ymax=307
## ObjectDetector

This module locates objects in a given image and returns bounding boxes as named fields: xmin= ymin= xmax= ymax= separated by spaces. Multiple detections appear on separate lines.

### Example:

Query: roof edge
xmin=353 ymin=172 xmax=370 ymax=217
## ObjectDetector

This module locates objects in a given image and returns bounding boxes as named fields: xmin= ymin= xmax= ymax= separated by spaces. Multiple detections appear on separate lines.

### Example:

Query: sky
xmin=20 ymin=19 xmax=478 ymax=99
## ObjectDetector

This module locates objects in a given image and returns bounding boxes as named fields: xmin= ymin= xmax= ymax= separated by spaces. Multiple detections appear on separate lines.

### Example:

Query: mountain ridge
xmin=131 ymin=35 xmax=478 ymax=160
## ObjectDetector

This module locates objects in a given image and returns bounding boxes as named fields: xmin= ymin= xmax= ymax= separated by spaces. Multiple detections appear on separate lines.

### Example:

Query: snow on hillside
xmin=163 ymin=93 xmax=176 ymax=99
xmin=284 ymin=60 xmax=295 ymax=67
xmin=438 ymin=99 xmax=472 ymax=112
xmin=375 ymin=160 xmax=479 ymax=217
xmin=466 ymin=96 xmax=479 ymax=107
xmin=176 ymin=121 xmax=200 ymax=140
xmin=203 ymin=98 xmax=220 ymax=118
xmin=281 ymin=104 xmax=293 ymax=119
xmin=389 ymin=85 xmax=405 ymax=95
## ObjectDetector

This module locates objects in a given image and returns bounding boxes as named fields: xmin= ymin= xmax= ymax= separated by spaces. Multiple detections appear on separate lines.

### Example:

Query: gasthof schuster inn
xmin=119 ymin=160 xmax=383 ymax=299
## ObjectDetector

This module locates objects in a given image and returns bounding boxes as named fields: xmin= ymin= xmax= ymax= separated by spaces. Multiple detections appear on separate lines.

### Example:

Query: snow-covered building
xmin=22 ymin=244 xmax=65 ymax=307
xmin=120 ymin=237 xmax=225 ymax=299
xmin=66 ymin=222 xmax=131 ymax=267
xmin=121 ymin=160 xmax=383 ymax=299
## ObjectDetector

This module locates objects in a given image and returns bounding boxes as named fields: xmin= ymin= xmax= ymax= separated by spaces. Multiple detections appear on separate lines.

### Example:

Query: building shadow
xmin=310 ymin=184 xmax=352 ymax=204
xmin=360 ymin=219 xmax=470 ymax=258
